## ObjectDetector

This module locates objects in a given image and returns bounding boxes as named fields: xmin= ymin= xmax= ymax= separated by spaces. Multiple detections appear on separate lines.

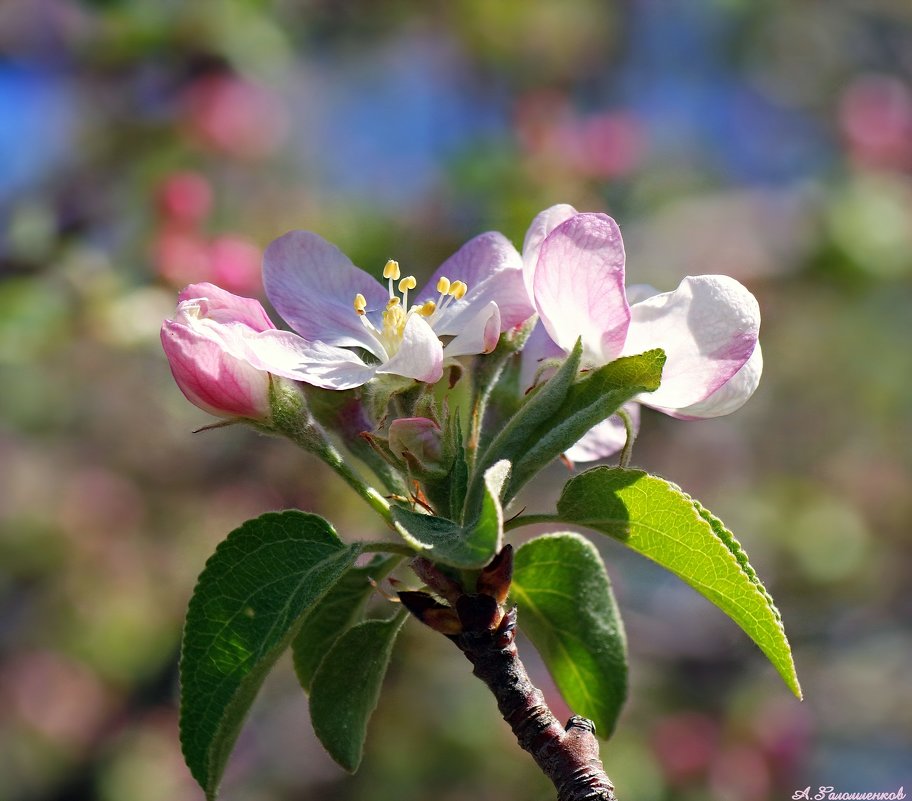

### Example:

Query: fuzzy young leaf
xmin=556 ymin=467 xmax=801 ymax=698
xmin=464 ymin=340 xmax=583 ymax=517
xmin=506 ymin=349 xmax=665 ymax=499
xmin=512 ymin=533 xmax=627 ymax=738
xmin=392 ymin=461 xmax=509 ymax=568
xmin=180 ymin=511 xmax=361 ymax=799
xmin=292 ymin=555 xmax=398 ymax=692
xmin=310 ymin=611 xmax=408 ymax=772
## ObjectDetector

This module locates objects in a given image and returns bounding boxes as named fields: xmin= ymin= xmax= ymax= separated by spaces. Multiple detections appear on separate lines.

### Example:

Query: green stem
xmin=503 ymin=513 xmax=561 ymax=533
xmin=616 ymin=408 xmax=635 ymax=469
xmin=317 ymin=441 xmax=393 ymax=524
xmin=360 ymin=541 xmax=416 ymax=556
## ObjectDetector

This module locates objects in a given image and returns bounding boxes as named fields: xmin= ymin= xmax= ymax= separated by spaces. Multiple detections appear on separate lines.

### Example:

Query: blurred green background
xmin=1 ymin=2 xmax=911 ymax=800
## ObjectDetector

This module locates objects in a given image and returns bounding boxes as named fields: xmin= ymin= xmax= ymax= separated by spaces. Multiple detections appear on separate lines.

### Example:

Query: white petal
xmin=420 ymin=232 xmax=533 ymax=333
xmin=377 ymin=314 xmax=444 ymax=384
xmin=521 ymin=203 xmax=578 ymax=300
xmin=623 ymin=275 xmax=760 ymax=411
xmin=533 ymin=213 xmax=630 ymax=363
xmin=442 ymin=301 xmax=501 ymax=358
xmin=656 ymin=343 xmax=763 ymax=419
xmin=243 ymin=330 xmax=377 ymax=390
xmin=564 ymin=404 xmax=641 ymax=463
xmin=263 ymin=230 xmax=388 ymax=357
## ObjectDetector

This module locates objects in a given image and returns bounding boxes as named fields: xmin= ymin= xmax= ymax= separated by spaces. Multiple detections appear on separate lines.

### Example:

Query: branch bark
xmin=451 ymin=609 xmax=618 ymax=801
xmin=400 ymin=548 xmax=619 ymax=801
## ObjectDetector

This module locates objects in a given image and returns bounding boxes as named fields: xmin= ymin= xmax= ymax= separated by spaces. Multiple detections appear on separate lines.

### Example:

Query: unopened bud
xmin=388 ymin=417 xmax=445 ymax=473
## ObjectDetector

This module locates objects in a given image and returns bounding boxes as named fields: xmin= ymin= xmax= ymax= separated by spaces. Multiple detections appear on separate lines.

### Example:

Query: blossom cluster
xmin=161 ymin=204 xmax=761 ymax=461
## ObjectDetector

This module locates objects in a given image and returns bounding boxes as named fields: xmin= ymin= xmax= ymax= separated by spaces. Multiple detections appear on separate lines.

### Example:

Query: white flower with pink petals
xmin=256 ymin=230 xmax=533 ymax=390
xmin=520 ymin=204 xmax=763 ymax=462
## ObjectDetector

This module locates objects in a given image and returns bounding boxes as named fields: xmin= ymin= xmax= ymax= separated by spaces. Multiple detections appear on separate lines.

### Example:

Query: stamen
xmin=418 ymin=301 xmax=436 ymax=317
xmin=436 ymin=276 xmax=451 ymax=295
xmin=386 ymin=297 xmax=401 ymax=308
xmin=434 ymin=279 xmax=469 ymax=319
xmin=383 ymin=259 xmax=401 ymax=281
xmin=353 ymin=293 xmax=367 ymax=315
xmin=399 ymin=275 xmax=417 ymax=311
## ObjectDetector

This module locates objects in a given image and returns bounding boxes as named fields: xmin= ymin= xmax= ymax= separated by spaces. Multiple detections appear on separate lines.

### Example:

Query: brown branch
xmin=399 ymin=546 xmax=618 ymax=801
xmin=451 ymin=610 xmax=617 ymax=801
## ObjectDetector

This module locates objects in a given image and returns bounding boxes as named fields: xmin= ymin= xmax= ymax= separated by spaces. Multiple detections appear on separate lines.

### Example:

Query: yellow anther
xmin=398 ymin=275 xmax=417 ymax=292
xmin=449 ymin=280 xmax=467 ymax=300
xmin=386 ymin=296 xmax=401 ymax=308
xmin=383 ymin=259 xmax=401 ymax=280
xmin=353 ymin=293 xmax=367 ymax=315
xmin=436 ymin=276 xmax=451 ymax=295
xmin=418 ymin=300 xmax=436 ymax=317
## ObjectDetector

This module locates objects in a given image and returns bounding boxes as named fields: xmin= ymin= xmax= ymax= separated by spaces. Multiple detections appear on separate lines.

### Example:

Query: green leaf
xmin=556 ymin=467 xmax=802 ymax=698
xmin=180 ymin=511 xmax=361 ymax=799
xmin=392 ymin=460 xmax=509 ymax=568
xmin=506 ymin=349 xmax=665 ymax=499
xmin=292 ymin=555 xmax=398 ymax=693
xmin=511 ymin=533 xmax=628 ymax=738
xmin=309 ymin=611 xmax=408 ymax=772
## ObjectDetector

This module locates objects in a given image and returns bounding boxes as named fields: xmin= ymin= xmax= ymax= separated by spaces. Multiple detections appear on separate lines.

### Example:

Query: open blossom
xmin=521 ymin=204 xmax=763 ymax=461
xmin=160 ymin=282 xmax=286 ymax=420
xmin=256 ymin=230 xmax=533 ymax=390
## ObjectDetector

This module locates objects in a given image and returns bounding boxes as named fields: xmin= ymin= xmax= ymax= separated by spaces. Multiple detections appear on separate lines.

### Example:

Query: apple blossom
xmin=160 ymin=282 xmax=292 ymax=420
xmin=520 ymin=204 xmax=763 ymax=461
xmin=258 ymin=230 xmax=533 ymax=390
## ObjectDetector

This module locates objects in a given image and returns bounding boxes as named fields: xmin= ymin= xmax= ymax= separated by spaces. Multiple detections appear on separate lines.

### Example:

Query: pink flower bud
xmin=387 ymin=417 xmax=444 ymax=469
xmin=160 ymin=283 xmax=277 ymax=420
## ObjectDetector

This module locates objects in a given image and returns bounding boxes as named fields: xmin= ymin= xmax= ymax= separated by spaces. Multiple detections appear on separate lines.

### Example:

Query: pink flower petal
xmin=377 ymin=314 xmax=444 ymax=384
xmin=564 ymin=403 xmax=641 ymax=463
xmin=160 ymin=319 xmax=271 ymax=419
xmin=623 ymin=275 xmax=760 ymax=411
xmin=655 ymin=343 xmax=763 ymax=420
xmin=442 ymin=301 xmax=501 ymax=358
xmin=521 ymin=203 xmax=578 ymax=300
xmin=178 ymin=282 xmax=275 ymax=331
xmin=533 ymin=213 xmax=630 ymax=363
xmin=263 ymin=231 xmax=389 ymax=357
xmin=421 ymin=232 xmax=533 ymax=333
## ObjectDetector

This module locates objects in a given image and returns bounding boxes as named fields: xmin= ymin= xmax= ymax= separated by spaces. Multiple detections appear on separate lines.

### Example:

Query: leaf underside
xmin=309 ymin=611 xmax=408 ymax=772
xmin=512 ymin=532 xmax=628 ymax=738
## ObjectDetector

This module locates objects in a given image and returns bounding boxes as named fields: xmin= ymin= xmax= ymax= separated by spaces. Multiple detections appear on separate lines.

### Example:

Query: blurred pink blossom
xmin=208 ymin=234 xmax=263 ymax=295
xmin=183 ymin=74 xmax=288 ymax=159
xmin=156 ymin=170 xmax=213 ymax=225
xmin=651 ymin=712 xmax=719 ymax=784
xmin=515 ymin=91 xmax=644 ymax=179
xmin=154 ymin=229 xmax=263 ymax=296
xmin=840 ymin=74 xmax=912 ymax=170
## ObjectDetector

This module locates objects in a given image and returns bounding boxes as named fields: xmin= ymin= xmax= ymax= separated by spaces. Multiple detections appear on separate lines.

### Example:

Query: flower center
xmin=352 ymin=260 xmax=468 ymax=356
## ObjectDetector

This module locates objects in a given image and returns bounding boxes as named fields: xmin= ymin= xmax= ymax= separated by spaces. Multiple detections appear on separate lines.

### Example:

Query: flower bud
xmin=387 ymin=417 xmax=445 ymax=473
xmin=161 ymin=283 xmax=277 ymax=421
